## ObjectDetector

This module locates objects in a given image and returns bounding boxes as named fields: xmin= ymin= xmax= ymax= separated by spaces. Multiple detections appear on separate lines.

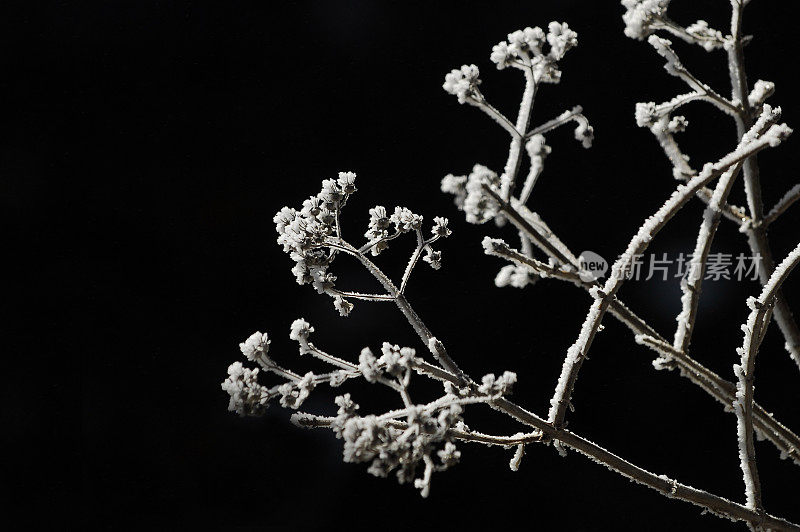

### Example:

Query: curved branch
xmin=734 ymin=242 xmax=800 ymax=512
xmin=674 ymin=162 xmax=744 ymax=354
xmin=763 ymin=183 xmax=800 ymax=227
xmin=548 ymin=121 xmax=791 ymax=429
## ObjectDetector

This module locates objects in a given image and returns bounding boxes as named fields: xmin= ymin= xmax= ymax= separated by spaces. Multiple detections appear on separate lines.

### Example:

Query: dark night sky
xmin=4 ymin=1 xmax=800 ymax=530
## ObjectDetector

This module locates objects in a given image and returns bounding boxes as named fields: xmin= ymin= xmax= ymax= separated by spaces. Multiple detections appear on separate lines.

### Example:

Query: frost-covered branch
xmin=727 ymin=0 xmax=800 ymax=370
xmin=485 ymin=234 xmax=800 ymax=463
xmin=489 ymin=397 xmax=800 ymax=531
xmin=223 ymin=14 xmax=800 ymax=528
xmin=450 ymin=107 xmax=800 ymax=462
xmin=548 ymin=113 xmax=791 ymax=430
xmin=484 ymin=233 xmax=800 ymax=465
xmin=444 ymin=23 xmax=590 ymax=206
xmin=646 ymin=36 xmax=738 ymax=116
xmin=673 ymin=161 xmax=745 ymax=353
xmin=626 ymin=0 xmax=800 ymax=369
xmin=524 ymin=105 xmax=592 ymax=145
xmin=763 ymin=183 xmax=800 ymax=227
xmin=734 ymin=242 xmax=800 ymax=513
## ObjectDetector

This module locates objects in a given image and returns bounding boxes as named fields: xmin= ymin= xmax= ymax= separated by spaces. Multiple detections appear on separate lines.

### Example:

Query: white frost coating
xmin=450 ymin=164 xmax=501 ymax=224
xmin=221 ymin=362 xmax=272 ymax=417
xmin=527 ymin=106 xmax=593 ymax=147
xmin=289 ymin=318 xmax=314 ymax=343
xmin=489 ymin=22 xmax=576 ymax=83
xmin=646 ymin=35 xmax=738 ymax=117
xmin=444 ymin=25 xmax=592 ymax=213
xmin=239 ymin=331 xmax=271 ymax=363
xmin=509 ymin=444 xmax=525 ymax=471
xmin=478 ymin=371 xmax=517 ymax=396
xmin=494 ymin=264 xmax=535 ymax=289
xmin=441 ymin=173 xmax=468 ymax=209
xmin=622 ymin=0 xmax=670 ymax=40
xmin=747 ymin=80 xmax=775 ymax=109
xmin=548 ymin=111 xmax=792 ymax=427
xmin=764 ymin=183 xmax=800 ymax=227
xmin=221 ymin=16 xmax=800 ymax=527
xmin=518 ymin=134 xmax=551 ymax=205
xmin=622 ymin=1 xmax=724 ymax=51
xmin=442 ymin=64 xmax=481 ymax=104
xmin=673 ymin=162 xmax=741 ymax=354
xmin=685 ymin=20 xmax=725 ymax=52
xmin=734 ymin=242 xmax=800 ymax=511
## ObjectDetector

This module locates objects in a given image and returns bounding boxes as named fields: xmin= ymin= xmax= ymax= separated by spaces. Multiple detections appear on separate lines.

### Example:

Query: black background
xmin=5 ymin=1 xmax=800 ymax=530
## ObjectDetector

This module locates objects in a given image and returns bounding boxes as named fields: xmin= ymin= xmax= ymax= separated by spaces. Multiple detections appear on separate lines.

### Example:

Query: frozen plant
xmin=222 ymin=7 xmax=800 ymax=530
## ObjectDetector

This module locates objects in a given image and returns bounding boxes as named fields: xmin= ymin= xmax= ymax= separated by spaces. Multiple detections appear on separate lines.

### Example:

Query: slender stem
xmin=399 ymin=229 xmax=428 ymax=294
xmin=727 ymin=1 xmax=800 ymax=369
xmin=649 ymin=35 xmax=739 ymax=116
xmin=334 ymin=239 xmax=470 ymax=385
xmin=488 ymin=397 xmax=800 ymax=532
xmin=524 ymin=105 xmax=587 ymax=139
xmin=548 ymin=127 xmax=789 ymax=429
xmin=293 ymin=413 xmax=543 ymax=447
xmin=303 ymin=342 xmax=359 ymax=371
xmin=674 ymin=162 xmax=743 ymax=354
xmin=485 ymin=200 xmax=800 ymax=464
xmin=501 ymin=67 xmax=537 ymax=200
xmin=357 ymin=230 xmax=403 ymax=254
xmin=763 ymin=184 xmax=800 ymax=227
xmin=482 ymin=185 xmax=575 ymax=266
xmin=466 ymin=93 xmax=520 ymax=138
xmin=735 ymin=242 xmax=800 ymax=512
xmin=329 ymin=288 xmax=395 ymax=301
xmin=652 ymin=18 xmax=725 ymax=51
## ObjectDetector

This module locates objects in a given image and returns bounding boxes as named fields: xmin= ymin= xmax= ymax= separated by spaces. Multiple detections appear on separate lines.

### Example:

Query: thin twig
xmin=734 ymin=242 xmax=800 ymax=512
xmin=484 ymin=236 xmax=800 ymax=463
xmin=548 ymin=120 xmax=791 ymax=429
xmin=763 ymin=183 xmax=800 ymax=227
xmin=674 ymin=162 xmax=744 ymax=354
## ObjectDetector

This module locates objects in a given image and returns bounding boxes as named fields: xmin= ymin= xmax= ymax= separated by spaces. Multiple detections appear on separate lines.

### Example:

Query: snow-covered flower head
xmin=330 ymin=391 xmax=464 ymax=497
xmin=489 ymin=23 xmax=577 ymax=83
xmin=390 ymin=206 xmax=423 ymax=233
xmin=431 ymin=216 xmax=452 ymax=238
xmin=290 ymin=318 xmax=314 ymax=342
xmin=239 ymin=331 xmax=271 ymax=363
xmin=337 ymin=171 xmax=357 ymax=194
xmin=442 ymin=166 xmax=503 ymax=225
xmin=635 ymin=101 xmax=659 ymax=128
xmin=441 ymin=174 xmax=468 ymax=209
xmin=443 ymin=64 xmax=481 ymax=104
xmin=333 ymin=295 xmax=353 ymax=317
xmin=318 ymin=178 xmax=343 ymax=207
xmin=273 ymin=207 xmax=297 ymax=234
xmin=684 ymin=20 xmax=724 ymax=52
xmin=423 ymin=247 xmax=442 ymax=270
xmin=300 ymin=195 xmax=322 ymax=217
xmin=494 ymin=264 xmax=536 ymax=289
xmin=463 ymin=164 xmax=501 ymax=224
xmin=491 ymin=26 xmax=546 ymax=69
xmin=278 ymin=371 xmax=316 ymax=409
xmin=379 ymin=342 xmax=416 ymax=377
xmin=478 ymin=371 xmax=518 ymax=396
xmin=546 ymin=22 xmax=578 ymax=61
xmin=621 ymin=0 xmax=670 ymax=40
xmin=275 ymin=173 xmax=360 ymax=295
xmin=221 ymin=361 xmax=272 ymax=417
xmin=365 ymin=205 xmax=391 ymax=254
xmin=358 ymin=347 xmax=381 ymax=383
